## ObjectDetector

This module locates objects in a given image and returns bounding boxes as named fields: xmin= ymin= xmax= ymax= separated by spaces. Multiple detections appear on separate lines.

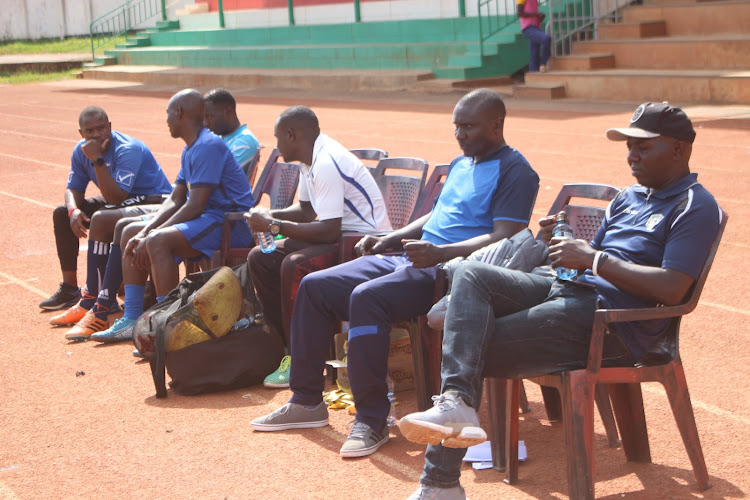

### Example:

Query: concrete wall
xmin=0 ymin=0 xmax=191 ymax=40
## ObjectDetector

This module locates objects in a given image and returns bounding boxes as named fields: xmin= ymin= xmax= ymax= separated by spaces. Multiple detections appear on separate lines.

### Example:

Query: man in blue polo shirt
xmin=203 ymin=88 xmax=260 ymax=176
xmin=41 ymin=106 xmax=172 ymax=315
xmin=250 ymin=89 xmax=540 ymax=459
xmin=398 ymin=102 xmax=722 ymax=500
xmin=92 ymin=89 xmax=254 ymax=342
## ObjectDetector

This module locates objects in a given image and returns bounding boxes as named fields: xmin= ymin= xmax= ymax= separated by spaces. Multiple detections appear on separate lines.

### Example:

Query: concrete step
xmin=524 ymin=68 xmax=750 ymax=104
xmin=552 ymin=53 xmax=615 ymax=70
xmin=597 ymin=20 xmax=667 ymax=40
xmin=79 ymin=65 xmax=436 ymax=92
xmin=513 ymin=83 xmax=566 ymax=99
xmin=573 ymin=34 xmax=750 ymax=69
xmin=623 ymin=0 xmax=750 ymax=35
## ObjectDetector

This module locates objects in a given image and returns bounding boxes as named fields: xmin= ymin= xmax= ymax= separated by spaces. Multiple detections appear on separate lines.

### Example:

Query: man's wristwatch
xmin=269 ymin=219 xmax=282 ymax=236
xmin=94 ymin=157 xmax=105 ymax=167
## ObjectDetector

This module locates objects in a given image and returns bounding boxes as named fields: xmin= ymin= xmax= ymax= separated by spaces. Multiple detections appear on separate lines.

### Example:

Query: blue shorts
xmin=173 ymin=211 xmax=253 ymax=260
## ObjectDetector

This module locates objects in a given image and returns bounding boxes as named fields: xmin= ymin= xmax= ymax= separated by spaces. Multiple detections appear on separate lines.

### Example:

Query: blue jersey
xmin=223 ymin=124 xmax=259 ymax=172
xmin=67 ymin=130 xmax=172 ymax=196
xmin=577 ymin=173 xmax=721 ymax=359
xmin=421 ymin=146 xmax=539 ymax=245
xmin=174 ymin=128 xmax=254 ymax=214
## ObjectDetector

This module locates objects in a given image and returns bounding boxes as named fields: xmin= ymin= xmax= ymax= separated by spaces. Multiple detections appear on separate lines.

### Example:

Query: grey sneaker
xmin=399 ymin=393 xmax=486 ymax=448
xmin=406 ymin=484 xmax=468 ymax=500
xmin=339 ymin=420 xmax=389 ymax=458
xmin=251 ymin=402 xmax=328 ymax=432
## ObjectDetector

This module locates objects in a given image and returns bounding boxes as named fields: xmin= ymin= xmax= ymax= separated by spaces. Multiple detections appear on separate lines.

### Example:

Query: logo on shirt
xmin=646 ymin=213 xmax=664 ymax=231
xmin=116 ymin=170 xmax=135 ymax=187
xmin=67 ymin=172 xmax=73 ymax=184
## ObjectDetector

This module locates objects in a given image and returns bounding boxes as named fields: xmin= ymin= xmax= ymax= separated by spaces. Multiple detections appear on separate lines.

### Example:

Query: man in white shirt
xmin=245 ymin=105 xmax=391 ymax=387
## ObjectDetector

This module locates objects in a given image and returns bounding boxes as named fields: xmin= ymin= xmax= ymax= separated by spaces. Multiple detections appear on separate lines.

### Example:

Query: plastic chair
xmin=410 ymin=164 xmax=451 ymax=223
xmin=349 ymin=148 xmax=388 ymax=177
xmin=372 ymin=157 xmax=429 ymax=230
xmin=209 ymin=159 xmax=300 ymax=268
xmin=490 ymin=204 xmax=727 ymax=497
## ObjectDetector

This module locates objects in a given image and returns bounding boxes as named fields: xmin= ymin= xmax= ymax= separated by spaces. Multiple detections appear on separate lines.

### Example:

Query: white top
xmin=298 ymin=133 xmax=391 ymax=233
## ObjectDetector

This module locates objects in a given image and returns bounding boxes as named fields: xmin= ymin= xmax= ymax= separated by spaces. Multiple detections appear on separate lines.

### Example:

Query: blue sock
xmin=124 ymin=284 xmax=145 ymax=320
xmin=81 ymin=241 xmax=109 ymax=309
xmin=92 ymin=243 xmax=123 ymax=315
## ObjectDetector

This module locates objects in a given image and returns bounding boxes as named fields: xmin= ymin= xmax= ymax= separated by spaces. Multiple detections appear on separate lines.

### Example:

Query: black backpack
xmin=134 ymin=264 xmax=284 ymax=398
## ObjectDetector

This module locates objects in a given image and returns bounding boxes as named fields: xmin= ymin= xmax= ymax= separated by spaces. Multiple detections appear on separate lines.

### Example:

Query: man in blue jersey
xmin=244 ymin=106 xmax=391 ymax=387
xmin=399 ymin=102 xmax=722 ymax=500
xmin=41 ymin=106 xmax=172 ymax=315
xmin=90 ymin=89 xmax=254 ymax=342
xmin=250 ymin=89 xmax=540 ymax=460
xmin=203 ymin=88 xmax=260 ymax=176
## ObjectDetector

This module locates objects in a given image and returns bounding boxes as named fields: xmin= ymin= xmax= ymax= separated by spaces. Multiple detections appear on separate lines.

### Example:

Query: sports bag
xmin=133 ymin=264 xmax=284 ymax=397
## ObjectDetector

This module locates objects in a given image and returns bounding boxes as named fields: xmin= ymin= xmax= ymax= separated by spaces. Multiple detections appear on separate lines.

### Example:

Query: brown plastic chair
xmin=209 ymin=158 xmax=300 ymax=268
xmin=490 ymin=208 xmax=727 ymax=498
xmin=371 ymin=157 xmax=429 ymax=230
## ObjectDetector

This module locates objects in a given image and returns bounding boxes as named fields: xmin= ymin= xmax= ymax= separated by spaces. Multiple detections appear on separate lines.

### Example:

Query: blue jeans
xmin=522 ymin=25 xmax=551 ymax=72
xmin=421 ymin=262 xmax=634 ymax=488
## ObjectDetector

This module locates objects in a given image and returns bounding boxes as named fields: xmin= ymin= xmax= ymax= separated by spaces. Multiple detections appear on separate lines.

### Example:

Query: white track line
xmin=0 ymin=190 xmax=56 ymax=209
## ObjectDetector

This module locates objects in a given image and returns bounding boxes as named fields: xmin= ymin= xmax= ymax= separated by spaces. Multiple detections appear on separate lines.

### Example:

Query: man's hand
xmin=402 ymin=239 xmax=445 ymax=269
xmin=81 ymin=138 xmax=110 ymax=163
xmin=537 ymin=12 xmax=546 ymax=21
xmin=243 ymin=207 xmax=272 ymax=233
xmin=354 ymin=234 xmax=389 ymax=256
xmin=538 ymin=214 xmax=557 ymax=244
xmin=124 ymin=232 xmax=152 ymax=271
xmin=548 ymin=238 xmax=595 ymax=272
xmin=69 ymin=208 xmax=89 ymax=238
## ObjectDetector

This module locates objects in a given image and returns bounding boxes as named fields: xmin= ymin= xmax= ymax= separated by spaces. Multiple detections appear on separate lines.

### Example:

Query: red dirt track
xmin=0 ymin=79 xmax=748 ymax=500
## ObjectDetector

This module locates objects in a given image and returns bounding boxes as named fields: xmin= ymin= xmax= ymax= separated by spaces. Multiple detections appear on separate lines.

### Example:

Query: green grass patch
xmin=0 ymin=69 xmax=78 ymax=84
xmin=0 ymin=35 xmax=128 ymax=56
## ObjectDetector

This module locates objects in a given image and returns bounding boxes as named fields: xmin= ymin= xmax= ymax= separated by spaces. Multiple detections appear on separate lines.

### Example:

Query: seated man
xmin=203 ymin=88 xmax=260 ymax=175
xmin=244 ymin=105 xmax=391 ymax=387
xmin=41 ymin=106 xmax=172 ymax=312
xmin=86 ymin=88 xmax=261 ymax=343
xmin=250 ymin=89 xmax=540 ymax=459
xmin=80 ymin=89 xmax=254 ymax=342
xmin=398 ymin=102 xmax=722 ymax=500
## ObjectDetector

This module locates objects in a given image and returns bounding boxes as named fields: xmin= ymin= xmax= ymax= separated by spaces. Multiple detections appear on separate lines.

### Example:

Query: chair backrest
xmin=372 ymin=158 xmax=429 ymax=230
xmin=242 ymin=149 xmax=262 ymax=188
xmin=409 ymin=163 xmax=452 ymax=223
xmin=541 ymin=183 xmax=621 ymax=241
xmin=350 ymin=148 xmax=388 ymax=177
xmin=252 ymin=161 xmax=300 ymax=210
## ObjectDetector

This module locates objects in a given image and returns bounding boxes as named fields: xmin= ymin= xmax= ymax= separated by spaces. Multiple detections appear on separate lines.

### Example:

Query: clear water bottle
xmin=386 ymin=374 xmax=397 ymax=427
xmin=256 ymin=231 xmax=276 ymax=253
xmin=553 ymin=213 xmax=578 ymax=281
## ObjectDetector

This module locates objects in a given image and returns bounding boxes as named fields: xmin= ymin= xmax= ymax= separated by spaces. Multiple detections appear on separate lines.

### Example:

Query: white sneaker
xmin=406 ymin=484 xmax=469 ymax=500
xmin=399 ymin=393 xmax=486 ymax=448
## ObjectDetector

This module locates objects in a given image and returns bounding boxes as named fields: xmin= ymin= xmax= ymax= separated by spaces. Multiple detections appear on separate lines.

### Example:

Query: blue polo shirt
xmin=421 ymin=146 xmax=539 ymax=245
xmin=577 ymin=173 xmax=721 ymax=360
xmin=174 ymin=128 xmax=254 ymax=215
xmin=223 ymin=124 xmax=259 ymax=171
xmin=67 ymin=130 xmax=172 ymax=196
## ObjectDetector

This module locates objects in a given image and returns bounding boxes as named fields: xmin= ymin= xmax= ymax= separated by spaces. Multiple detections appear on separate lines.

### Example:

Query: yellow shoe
xmin=49 ymin=303 xmax=88 ymax=327
xmin=65 ymin=310 xmax=111 ymax=341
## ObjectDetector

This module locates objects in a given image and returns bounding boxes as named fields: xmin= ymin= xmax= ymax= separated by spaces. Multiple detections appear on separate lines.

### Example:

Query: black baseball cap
xmin=606 ymin=102 xmax=696 ymax=143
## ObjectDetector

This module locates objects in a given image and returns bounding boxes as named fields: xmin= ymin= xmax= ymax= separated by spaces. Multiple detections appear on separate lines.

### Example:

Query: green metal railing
xmin=90 ymin=0 xmax=167 ymax=59
xmin=476 ymin=0 xmax=522 ymax=57
xmin=547 ymin=0 xmax=627 ymax=57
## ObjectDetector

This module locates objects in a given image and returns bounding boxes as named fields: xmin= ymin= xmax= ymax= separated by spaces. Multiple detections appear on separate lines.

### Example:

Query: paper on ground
xmin=463 ymin=440 xmax=527 ymax=470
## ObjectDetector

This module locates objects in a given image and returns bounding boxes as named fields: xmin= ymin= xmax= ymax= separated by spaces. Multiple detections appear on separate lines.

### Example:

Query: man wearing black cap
xmin=397 ymin=102 xmax=723 ymax=500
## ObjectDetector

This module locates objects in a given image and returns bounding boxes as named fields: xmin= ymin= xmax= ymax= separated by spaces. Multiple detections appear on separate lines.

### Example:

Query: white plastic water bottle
xmin=256 ymin=231 xmax=276 ymax=253
xmin=553 ymin=213 xmax=577 ymax=281
xmin=386 ymin=374 xmax=397 ymax=427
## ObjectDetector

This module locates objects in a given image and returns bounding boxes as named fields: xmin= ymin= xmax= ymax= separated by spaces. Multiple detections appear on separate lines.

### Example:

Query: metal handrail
xmin=89 ymin=0 xmax=167 ymax=60
xmin=547 ymin=0 xmax=632 ymax=57
xmin=476 ymin=0 xmax=521 ymax=57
